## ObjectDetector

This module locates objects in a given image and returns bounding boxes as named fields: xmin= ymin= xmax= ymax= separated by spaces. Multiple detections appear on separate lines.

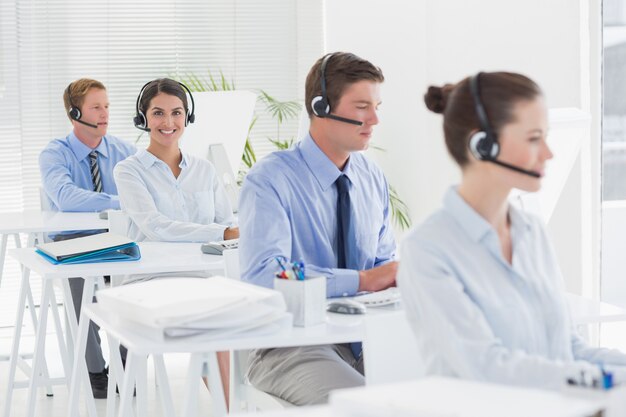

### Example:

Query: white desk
xmin=3 ymin=242 xmax=224 ymax=417
xmin=0 ymin=210 xmax=107 ymax=288
xmin=566 ymin=293 xmax=626 ymax=324
xmin=68 ymin=302 xmax=404 ymax=417
xmin=328 ymin=376 xmax=606 ymax=417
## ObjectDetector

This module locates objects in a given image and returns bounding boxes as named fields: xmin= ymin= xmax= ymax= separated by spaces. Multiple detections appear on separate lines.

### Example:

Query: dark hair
xmin=64 ymin=78 xmax=106 ymax=121
xmin=305 ymin=52 xmax=384 ymax=117
xmin=139 ymin=78 xmax=189 ymax=115
xmin=424 ymin=72 xmax=543 ymax=166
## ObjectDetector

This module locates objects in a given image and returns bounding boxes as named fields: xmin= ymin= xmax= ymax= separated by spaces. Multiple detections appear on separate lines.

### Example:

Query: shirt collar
xmin=68 ymin=131 xmax=109 ymax=161
xmin=298 ymin=133 xmax=349 ymax=191
xmin=443 ymin=186 xmax=532 ymax=243
xmin=136 ymin=149 xmax=189 ymax=169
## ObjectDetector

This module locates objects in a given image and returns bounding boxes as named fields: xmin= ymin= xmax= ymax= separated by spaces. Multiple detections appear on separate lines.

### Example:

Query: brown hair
xmin=138 ymin=78 xmax=190 ymax=116
xmin=424 ymin=72 xmax=542 ymax=166
xmin=63 ymin=78 xmax=106 ymax=121
xmin=305 ymin=52 xmax=384 ymax=117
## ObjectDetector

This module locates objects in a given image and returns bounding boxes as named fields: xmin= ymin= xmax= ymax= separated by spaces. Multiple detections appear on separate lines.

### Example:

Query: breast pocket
xmin=192 ymin=191 xmax=215 ymax=223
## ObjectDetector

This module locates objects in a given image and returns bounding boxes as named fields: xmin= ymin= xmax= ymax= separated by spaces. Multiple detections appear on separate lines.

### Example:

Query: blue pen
xmin=275 ymin=256 xmax=288 ymax=272
xmin=292 ymin=261 xmax=305 ymax=280
xmin=298 ymin=261 xmax=305 ymax=280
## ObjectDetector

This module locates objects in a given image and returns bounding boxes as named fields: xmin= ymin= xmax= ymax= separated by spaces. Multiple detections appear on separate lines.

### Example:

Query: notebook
xmin=35 ymin=232 xmax=141 ymax=265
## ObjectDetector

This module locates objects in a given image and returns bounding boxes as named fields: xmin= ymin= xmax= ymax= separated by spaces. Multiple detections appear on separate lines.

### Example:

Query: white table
xmin=566 ymin=293 xmax=626 ymax=324
xmin=0 ymin=210 xmax=107 ymax=288
xmin=3 ymin=242 xmax=224 ymax=417
xmin=68 ymin=301 xmax=404 ymax=417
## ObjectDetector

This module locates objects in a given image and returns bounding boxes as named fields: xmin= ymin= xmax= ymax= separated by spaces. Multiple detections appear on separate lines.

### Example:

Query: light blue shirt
xmin=39 ymin=131 xmax=136 ymax=212
xmin=114 ymin=149 xmax=235 ymax=243
xmin=239 ymin=133 xmax=396 ymax=298
xmin=398 ymin=187 xmax=626 ymax=389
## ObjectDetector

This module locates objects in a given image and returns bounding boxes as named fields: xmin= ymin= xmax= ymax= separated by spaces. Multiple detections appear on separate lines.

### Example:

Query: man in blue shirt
xmin=239 ymin=52 xmax=397 ymax=405
xmin=39 ymin=78 xmax=135 ymax=398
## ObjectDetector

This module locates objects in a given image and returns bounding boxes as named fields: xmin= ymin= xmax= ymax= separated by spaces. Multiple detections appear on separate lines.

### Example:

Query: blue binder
xmin=35 ymin=232 xmax=141 ymax=265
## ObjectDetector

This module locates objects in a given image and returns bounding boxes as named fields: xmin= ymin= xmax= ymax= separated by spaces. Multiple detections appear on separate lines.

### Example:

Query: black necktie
xmin=89 ymin=151 xmax=102 ymax=193
xmin=335 ymin=174 xmax=362 ymax=359
xmin=336 ymin=174 xmax=353 ymax=269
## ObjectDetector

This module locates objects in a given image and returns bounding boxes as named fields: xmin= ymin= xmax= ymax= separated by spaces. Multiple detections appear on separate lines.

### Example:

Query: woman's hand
xmin=223 ymin=226 xmax=240 ymax=240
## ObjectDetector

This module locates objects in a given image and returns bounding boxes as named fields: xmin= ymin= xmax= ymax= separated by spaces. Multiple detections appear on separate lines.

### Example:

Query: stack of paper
xmin=96 ymin=277 xmax=291 ymax=341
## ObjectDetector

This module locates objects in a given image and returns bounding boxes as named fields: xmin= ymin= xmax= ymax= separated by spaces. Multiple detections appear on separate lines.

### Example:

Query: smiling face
xmin=480 ymin=96 xmax=553 ymax=192
xmin=146 ymin=92 xmax=187 ymax=150
xmin=73 ymin=87 xmax=109 ymax=141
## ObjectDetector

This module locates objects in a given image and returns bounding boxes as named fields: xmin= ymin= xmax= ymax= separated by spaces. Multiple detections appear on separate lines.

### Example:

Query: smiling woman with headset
xmin=113 ymin=78 xmax=237 ymax=405
xmin=113 ymin=78 xmax=238 ymax=247
xmin=397 ymin=72 xmax=626 ymax=389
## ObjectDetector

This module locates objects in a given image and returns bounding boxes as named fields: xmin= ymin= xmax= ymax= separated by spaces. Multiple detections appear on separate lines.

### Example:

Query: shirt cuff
xmin=328 ymin=269 xmax=360 ymax=298
xmin=110 ymin=195 xmax=121 ymax=210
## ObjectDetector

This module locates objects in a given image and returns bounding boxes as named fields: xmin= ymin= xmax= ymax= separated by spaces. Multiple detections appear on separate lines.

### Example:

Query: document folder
xmin=35 ymin=232 xmax=141 ymax=265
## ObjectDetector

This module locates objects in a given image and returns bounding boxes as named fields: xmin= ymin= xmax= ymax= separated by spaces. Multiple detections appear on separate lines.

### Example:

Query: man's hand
xmin=358 ymin=261 xmax=398 ymax=292
xmin=223 ymin=226 xmax=240 ymax=240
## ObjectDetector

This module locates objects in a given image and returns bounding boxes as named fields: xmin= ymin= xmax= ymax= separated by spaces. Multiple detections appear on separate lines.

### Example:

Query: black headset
xmin=65 ymin=82 xmax=98 ymax=129
xmin=467 ymin=72 xmax=540 ymax=178
xmin=310 ymin=53 xmax=363 ymax=126
xmin=133 ymin=79 xmax=196 ymax=132
xmin=468 ymin=72 xmax=499 ymax=161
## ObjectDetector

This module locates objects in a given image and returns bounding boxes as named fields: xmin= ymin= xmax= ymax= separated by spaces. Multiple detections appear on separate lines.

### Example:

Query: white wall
xmin=325 ymin=0 xmax=601 ymax=294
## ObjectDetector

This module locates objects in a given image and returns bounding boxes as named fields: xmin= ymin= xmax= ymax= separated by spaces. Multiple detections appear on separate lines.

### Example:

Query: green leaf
xmin=389 ymin=185 xmax=411 ymax=230
xmin=268 ymin=137 xmax=294 ymax=150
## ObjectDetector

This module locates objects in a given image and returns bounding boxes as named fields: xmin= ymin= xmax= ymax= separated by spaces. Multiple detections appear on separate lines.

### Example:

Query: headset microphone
xmin=468 ymin=73 xmax=541 ymax=179
xmin=66 ymin=83 xmax=99 ymax=129
xmin=311 ymin=53 xmax=363 ymax=127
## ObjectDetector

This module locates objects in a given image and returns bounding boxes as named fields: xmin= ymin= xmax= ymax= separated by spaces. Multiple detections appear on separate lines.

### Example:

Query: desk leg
xmin=61 ymin=280 xmax=76 ymax=366
xmin=67 ymin=303 xmax=97 ymax=417
xmin=26 ymin=279 xmax=53 ymax=417
xmin=118 ymin=353 xmax=138 ymax=417
xmin=106 ymin=334 xmax=125 ymax=417
xmin=0 ymin=233 xmax=8 ymax=288
xmin=2 ymin=265 xmax=30 ymax=417
xmin=136 ymin=355 xmax=148 ymax=417
xmin=181 ymin=353 xmax=203 ymax=417
xmin=154 ymin=355 xmax=176 ymax=417
xmin=49 ymin=286 xmax=71 ymax=385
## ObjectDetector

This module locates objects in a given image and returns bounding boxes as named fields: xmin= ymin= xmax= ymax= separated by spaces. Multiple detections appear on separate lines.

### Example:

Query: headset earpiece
xmin=469 ymin=130 xmax=499 ymax=160
xmin=68 ymin=106 xmax=81 ymax=122
xmin=311 ymin=96 xmax=329 ymax=117
xmin=65 ymin=82 xmax=98 ymax=129
xmin=66 ymin=84 xmax=81 ymax=122
xmin=312 ymin=54 xmax=334 ymax=119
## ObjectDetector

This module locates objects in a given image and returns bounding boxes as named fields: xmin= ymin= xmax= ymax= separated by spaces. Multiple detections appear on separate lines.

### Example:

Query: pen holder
xmin=273 ymin=276 xmax=326 ymax=327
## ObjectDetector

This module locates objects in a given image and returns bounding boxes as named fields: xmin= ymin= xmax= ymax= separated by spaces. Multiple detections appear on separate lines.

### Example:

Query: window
xmin=0 ymin=0 xmax=324 ymax=213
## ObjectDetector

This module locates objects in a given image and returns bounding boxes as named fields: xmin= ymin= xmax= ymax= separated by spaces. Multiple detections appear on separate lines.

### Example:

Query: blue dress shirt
xmin=39 ymin=131 xmax=136 ymax=212
xmin=398 ymin=187 xmax=626 ymax=389
xmin=239 ymin=133 xmax=396 ymax=298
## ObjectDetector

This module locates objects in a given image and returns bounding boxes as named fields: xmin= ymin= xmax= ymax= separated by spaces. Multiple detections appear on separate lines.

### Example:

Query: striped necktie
xmin=89 ymin=151 xmax=103 ymax=193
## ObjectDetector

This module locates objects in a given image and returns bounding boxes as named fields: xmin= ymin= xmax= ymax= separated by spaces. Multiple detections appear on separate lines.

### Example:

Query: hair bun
xmin=424 ymin=84 xmax=454 ymax=114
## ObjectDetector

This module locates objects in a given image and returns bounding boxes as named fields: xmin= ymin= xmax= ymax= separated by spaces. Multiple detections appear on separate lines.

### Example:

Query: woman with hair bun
xmin=398 ymin=72 xmax=626 ymax=389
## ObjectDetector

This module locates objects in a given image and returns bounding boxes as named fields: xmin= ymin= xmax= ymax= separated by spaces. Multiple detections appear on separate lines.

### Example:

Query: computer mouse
xmin=327 ymin=299 xmax=367 ymax=315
